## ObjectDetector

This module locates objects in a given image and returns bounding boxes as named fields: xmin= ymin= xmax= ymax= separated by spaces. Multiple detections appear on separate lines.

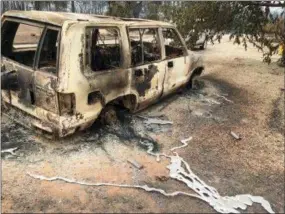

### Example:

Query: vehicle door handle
xmin=134 ymin=69 xmax=143 ymax=77
xmin=168 ymin=61 xmax=174 ymax=68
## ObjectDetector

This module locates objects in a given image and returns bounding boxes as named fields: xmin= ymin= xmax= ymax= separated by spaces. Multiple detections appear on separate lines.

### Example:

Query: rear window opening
xmin=38 ymin=29 xmax=59 ymax=74
xmin=1 ymin=20 xmax=60 ymax=74
xmin=1 ymin=21 xmax=43 ymax=67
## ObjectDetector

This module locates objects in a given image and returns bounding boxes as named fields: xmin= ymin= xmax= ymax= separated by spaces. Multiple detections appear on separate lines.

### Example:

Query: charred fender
xmin=188 ymin=66 xmax=204 ymax=89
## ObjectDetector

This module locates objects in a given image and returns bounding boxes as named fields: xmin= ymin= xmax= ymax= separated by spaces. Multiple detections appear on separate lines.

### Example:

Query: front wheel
xmin=200 ymin=41 xmax=207 ymax=50
xmin=189 ymin=75 xmax=204 ymax=90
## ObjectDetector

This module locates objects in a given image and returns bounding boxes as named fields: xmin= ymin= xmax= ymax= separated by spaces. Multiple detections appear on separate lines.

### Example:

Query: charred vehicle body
xmin=1 ymin=11 xmax=204 ymax=137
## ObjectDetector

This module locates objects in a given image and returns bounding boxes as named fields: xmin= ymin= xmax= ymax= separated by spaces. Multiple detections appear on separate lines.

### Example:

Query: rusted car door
xmin=1 ymin=19 xmax=44 ymax=108
xmin=84 ymin=25 xmax=130 ymax=108
xmin=128 ymin=27 xmax=166 ymax=109
xmin=1 ymin=19 xmax=60 ymax=114
xmin=34 ymin=26 xmax=60 ymax=114
xmin=161 ymin=27 xmax=190 ymax=96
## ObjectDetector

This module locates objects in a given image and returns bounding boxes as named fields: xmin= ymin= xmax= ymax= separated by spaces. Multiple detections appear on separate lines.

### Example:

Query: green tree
xmin=2 ymin=1 xmax=283 ymax=65
xmin=107 ymin=1 xmax=142 ymax=18
xmin=157 ymin=1 xmax=285 ymax=66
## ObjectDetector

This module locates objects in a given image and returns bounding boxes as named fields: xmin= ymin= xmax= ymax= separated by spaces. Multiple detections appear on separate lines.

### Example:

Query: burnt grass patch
xmin=89 ymin=110 xmax=161 ymax=153
xmin=201 ymin=74 xmax=250 ymax=125
xmin=1 ymin=108 xmax=161 ymax=160
xmin=1 ymin=119 xmax=44 ymax=158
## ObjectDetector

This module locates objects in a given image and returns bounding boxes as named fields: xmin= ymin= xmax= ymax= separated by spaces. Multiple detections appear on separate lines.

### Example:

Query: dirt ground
xmin=1 ymin=36 xmax=284 ymax=213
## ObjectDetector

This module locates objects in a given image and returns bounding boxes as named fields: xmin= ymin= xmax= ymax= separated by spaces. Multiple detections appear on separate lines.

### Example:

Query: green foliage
xmin=106 ymin=1 xmax=143 ymax=18
xmin=1 ymin=1 xmax=284 ymax=65
xmin=152 ymin=1 xmax=285 ymax=65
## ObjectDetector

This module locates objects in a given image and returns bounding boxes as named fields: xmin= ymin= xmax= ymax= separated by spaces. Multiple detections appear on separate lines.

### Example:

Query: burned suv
xmin=1 ymin=11 xmax=203 ymax=137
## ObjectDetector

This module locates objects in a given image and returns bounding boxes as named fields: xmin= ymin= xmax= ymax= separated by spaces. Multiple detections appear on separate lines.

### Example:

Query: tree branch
xmin=249 ymin=1 xmax=285 ymax=7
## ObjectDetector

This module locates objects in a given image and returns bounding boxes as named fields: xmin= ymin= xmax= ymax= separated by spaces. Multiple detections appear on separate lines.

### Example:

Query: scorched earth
xmin=1 ymin=36 xmax=284 ymax=213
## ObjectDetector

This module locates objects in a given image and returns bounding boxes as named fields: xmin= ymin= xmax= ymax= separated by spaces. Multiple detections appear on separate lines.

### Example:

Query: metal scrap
xmin=127 ymin=159 xmax=144 ymax=169
xmin=136 ymin=115 xmax=173 ymax=133
xmin=1 ymin=147 xmax=18 ymax=155
xmin=230 ymin=131 xmax=241 ymax=140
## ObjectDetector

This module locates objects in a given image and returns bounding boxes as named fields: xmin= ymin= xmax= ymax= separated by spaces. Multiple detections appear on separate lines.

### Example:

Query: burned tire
xmin=189 ymin=75 xmax=204 ymax=90
xmin=99 ymin=105 xmax=119 ymax=125
xmin=200 ymin=41 xmax=207 ymax=50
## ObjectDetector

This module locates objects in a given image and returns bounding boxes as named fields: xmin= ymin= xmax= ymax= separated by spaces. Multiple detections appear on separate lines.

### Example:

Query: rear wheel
xmin=99 ymin=105 xmax=119 ymax=125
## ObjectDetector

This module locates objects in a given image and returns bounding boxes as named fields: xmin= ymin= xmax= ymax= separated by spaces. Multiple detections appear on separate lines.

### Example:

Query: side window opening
xmin=162 ymin=28 xmax=186 ymax=59
xmin=128 ymin=28 xmax=161 ymax=66
xmin=38 ymin=29 xmax=59 ymax=74
xmin=88 ymin=27 xmax=121 ymax=72
xmin=1 ymin=21 xmax=43 ymax=67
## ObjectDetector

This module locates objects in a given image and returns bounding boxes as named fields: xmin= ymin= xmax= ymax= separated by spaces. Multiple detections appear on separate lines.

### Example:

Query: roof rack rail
xmin=92 ymin=14 xmax=121 ymax=20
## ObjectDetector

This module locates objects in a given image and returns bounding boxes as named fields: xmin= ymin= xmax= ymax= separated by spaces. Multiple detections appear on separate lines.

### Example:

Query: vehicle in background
xmin=195 ymin=32 xmax=208 ymax=50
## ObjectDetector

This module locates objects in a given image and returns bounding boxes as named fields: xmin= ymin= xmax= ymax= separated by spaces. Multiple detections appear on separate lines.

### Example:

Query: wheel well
xmin=190 ymin=66 xmax=204 ymax=80
xmin=188 ymin=66 xmax=204 ymax=89
xmin=108 ymin=94 xmax=137 ymax=112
